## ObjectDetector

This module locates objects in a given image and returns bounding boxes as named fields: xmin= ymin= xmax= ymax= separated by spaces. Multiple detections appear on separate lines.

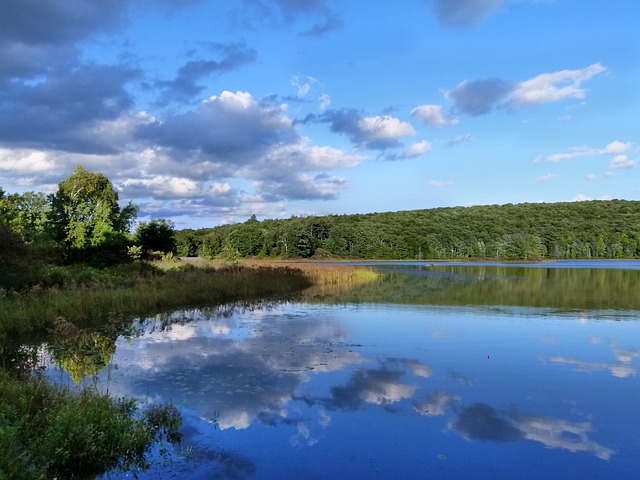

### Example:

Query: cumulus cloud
xmin=321 ymin=109 xmax=415 ymax=150
xmin=411 ymin=104 xmax=459 ymax=128
xmin=0 ymin=64 xmax=139 ymax=154
xmin=0 ymin=85 xmax=367 ymax=222
xmin=609 ymin=155 xmax=637 ymax=169
xmin=138 ymin=91 xmax=296 ymax=163
xmin=446 ymin=64 xmax=606 ymax=116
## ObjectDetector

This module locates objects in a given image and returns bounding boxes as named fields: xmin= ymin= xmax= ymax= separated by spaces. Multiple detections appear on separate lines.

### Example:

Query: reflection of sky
xmin=44 ymin=302 xmax=640 ymax=479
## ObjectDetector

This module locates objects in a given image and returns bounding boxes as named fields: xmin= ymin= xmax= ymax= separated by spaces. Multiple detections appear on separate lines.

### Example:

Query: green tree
xmin=49 ymin=166 xmax=137 ymax=264
xmin=135 ymin=219 xmax=176 ymax=256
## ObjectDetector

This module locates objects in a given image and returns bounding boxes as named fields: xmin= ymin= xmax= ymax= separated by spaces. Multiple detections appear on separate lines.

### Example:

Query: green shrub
xmin=0 ymin=369 xmax=181 ymax=478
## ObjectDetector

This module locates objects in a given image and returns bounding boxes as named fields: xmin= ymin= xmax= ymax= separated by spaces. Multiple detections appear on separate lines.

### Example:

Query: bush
xmin=0 ymin=370 xmax=181 ymax=479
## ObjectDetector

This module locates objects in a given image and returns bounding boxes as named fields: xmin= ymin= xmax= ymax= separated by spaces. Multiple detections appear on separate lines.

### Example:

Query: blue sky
xmin=0 ymin=0 xmax=638 ymax=228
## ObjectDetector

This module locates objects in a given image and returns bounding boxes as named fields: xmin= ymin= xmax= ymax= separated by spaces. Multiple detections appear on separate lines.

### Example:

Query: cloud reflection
xmin=551 ymin=356 xmax=636 ymax=378
xmin=107 ymin=308 xmax=365 ymax=430
xmin=328 ymin=367 xmax=417 ymax=410
xmin=450 ymin=403 xmax=614 ymax=460
xmin=413 ymin=391 xmax=460 ymax=416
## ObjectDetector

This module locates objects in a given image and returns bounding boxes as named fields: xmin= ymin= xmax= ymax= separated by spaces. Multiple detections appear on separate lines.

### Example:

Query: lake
xmin=45 ymin=262 xmax=640 ymax=479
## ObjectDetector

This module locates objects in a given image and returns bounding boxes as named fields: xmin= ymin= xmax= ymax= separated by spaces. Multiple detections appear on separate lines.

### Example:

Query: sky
xmin=0 ymin=0 xmax=638 ymax=229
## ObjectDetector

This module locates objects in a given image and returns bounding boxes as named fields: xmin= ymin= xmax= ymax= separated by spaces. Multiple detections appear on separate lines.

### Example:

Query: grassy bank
xmin=0 ymin=259 xmax=379 ymax=337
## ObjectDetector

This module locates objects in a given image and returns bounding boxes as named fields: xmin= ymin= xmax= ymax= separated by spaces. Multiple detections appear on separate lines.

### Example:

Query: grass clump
xmin=0 ymin=369 xmax=181 ymax=479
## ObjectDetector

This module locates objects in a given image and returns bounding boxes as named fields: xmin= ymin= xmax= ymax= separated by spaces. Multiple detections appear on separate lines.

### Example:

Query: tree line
xmin=1 ymin=166 xmax=176 ymax=290
xmin=175 ymin=200 xmax=640 ymax=261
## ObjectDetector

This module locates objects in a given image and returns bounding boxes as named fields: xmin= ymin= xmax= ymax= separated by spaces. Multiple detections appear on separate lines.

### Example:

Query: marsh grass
xmin=0 ymin=259 xmax=378 ymax=336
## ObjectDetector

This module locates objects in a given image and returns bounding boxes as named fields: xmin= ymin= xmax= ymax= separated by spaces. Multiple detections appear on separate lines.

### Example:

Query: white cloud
xmin=122 ymin=175 xmax=200 ymax=198
xmin=411 ymin=104 xmax=459 ymax=128
xmin=547 ymin=140 xmax=634 ymax=163
xmin=358 ymin=115 xmax=415 ymax=141
xmin=511 ymin=63 xmax=606 ymax=106
xmin=404 ymin=140 xmax=432 ymax=158
xmin=445 ymin=64 xmax=606 ymax=116
xmin=0 ymin=148 xmax=56 ymax=172
xmin=609 ymin=155 xmax=637 ymax=169
xmin=603 ymin=140 xmax=632 ymax=154
xmin=585 ymin=174 xmax=598 ymax=180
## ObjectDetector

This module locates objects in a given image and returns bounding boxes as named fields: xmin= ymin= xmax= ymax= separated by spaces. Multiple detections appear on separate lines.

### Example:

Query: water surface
xmin=43 ymin=262 xmax=640 ymax=479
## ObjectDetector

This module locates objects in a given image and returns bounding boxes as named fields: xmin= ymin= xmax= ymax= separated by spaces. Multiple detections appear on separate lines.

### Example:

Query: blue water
xmin=65 ymin=299 xmax=640 ymax=479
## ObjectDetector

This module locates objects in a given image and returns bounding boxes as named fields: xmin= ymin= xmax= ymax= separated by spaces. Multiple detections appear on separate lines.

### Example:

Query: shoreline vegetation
xmin=0 ymin=259 xmax=379 ymax=338
xmin=0 ymin=260 xmax=378 ymax=479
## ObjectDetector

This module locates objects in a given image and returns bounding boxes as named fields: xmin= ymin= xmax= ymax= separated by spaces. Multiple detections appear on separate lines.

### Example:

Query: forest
xmin=175 ymin=200 xmax=640 ymax=261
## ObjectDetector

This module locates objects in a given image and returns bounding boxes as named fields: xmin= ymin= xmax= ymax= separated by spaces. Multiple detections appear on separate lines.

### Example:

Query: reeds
xmin=0 ymin=260 xmax=378 ymax=336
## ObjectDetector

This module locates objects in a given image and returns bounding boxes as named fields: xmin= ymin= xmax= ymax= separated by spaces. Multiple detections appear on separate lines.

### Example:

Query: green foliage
xmin=0 ymin=369 xmax=181 ymax=479
xmin=0 ymin=190 xmax=50 ymax=242
xmin=135 ymin=218 xmax=177 ymax=256
xmin=48 ymin=165 xmax=138 ymax=265
xmin=176 ymin=200 xmax=640 ymax=261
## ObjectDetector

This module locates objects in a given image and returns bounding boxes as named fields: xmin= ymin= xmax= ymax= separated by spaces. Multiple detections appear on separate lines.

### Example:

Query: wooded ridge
xmin=175 ymin=200 xmax=640 ymax=260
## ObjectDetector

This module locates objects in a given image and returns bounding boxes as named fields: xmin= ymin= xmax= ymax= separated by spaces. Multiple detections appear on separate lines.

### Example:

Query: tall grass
xmin=0 ymin=260 xmax=379 ymax=336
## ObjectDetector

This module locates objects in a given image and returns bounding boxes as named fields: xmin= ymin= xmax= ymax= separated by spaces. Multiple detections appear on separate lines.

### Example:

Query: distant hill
xmin=175 ymin=200 xmax=640 ymax=261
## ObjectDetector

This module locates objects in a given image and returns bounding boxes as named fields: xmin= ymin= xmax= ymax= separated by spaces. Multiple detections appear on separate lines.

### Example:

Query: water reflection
xmin=312 ymin=263 xmax=640 ymax=311
xmin=37 ymin=265 xmax=640 ymax=479
xmin=103 ymin=306 xmax=366 ymax=431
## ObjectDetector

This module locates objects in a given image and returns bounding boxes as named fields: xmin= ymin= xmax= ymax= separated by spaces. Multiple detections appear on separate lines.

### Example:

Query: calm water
xmin=45 ymin=262 xmax=640 ymax=479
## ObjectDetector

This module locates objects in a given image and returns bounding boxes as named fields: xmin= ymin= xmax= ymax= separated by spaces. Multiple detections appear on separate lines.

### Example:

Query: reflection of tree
xmin=316 ymin=265 xmax=640 ymax=311
xmin=449 ymin=403 xmax=615 ymax=460
xmin=49 ymin=319 xmax=116 ymax=383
